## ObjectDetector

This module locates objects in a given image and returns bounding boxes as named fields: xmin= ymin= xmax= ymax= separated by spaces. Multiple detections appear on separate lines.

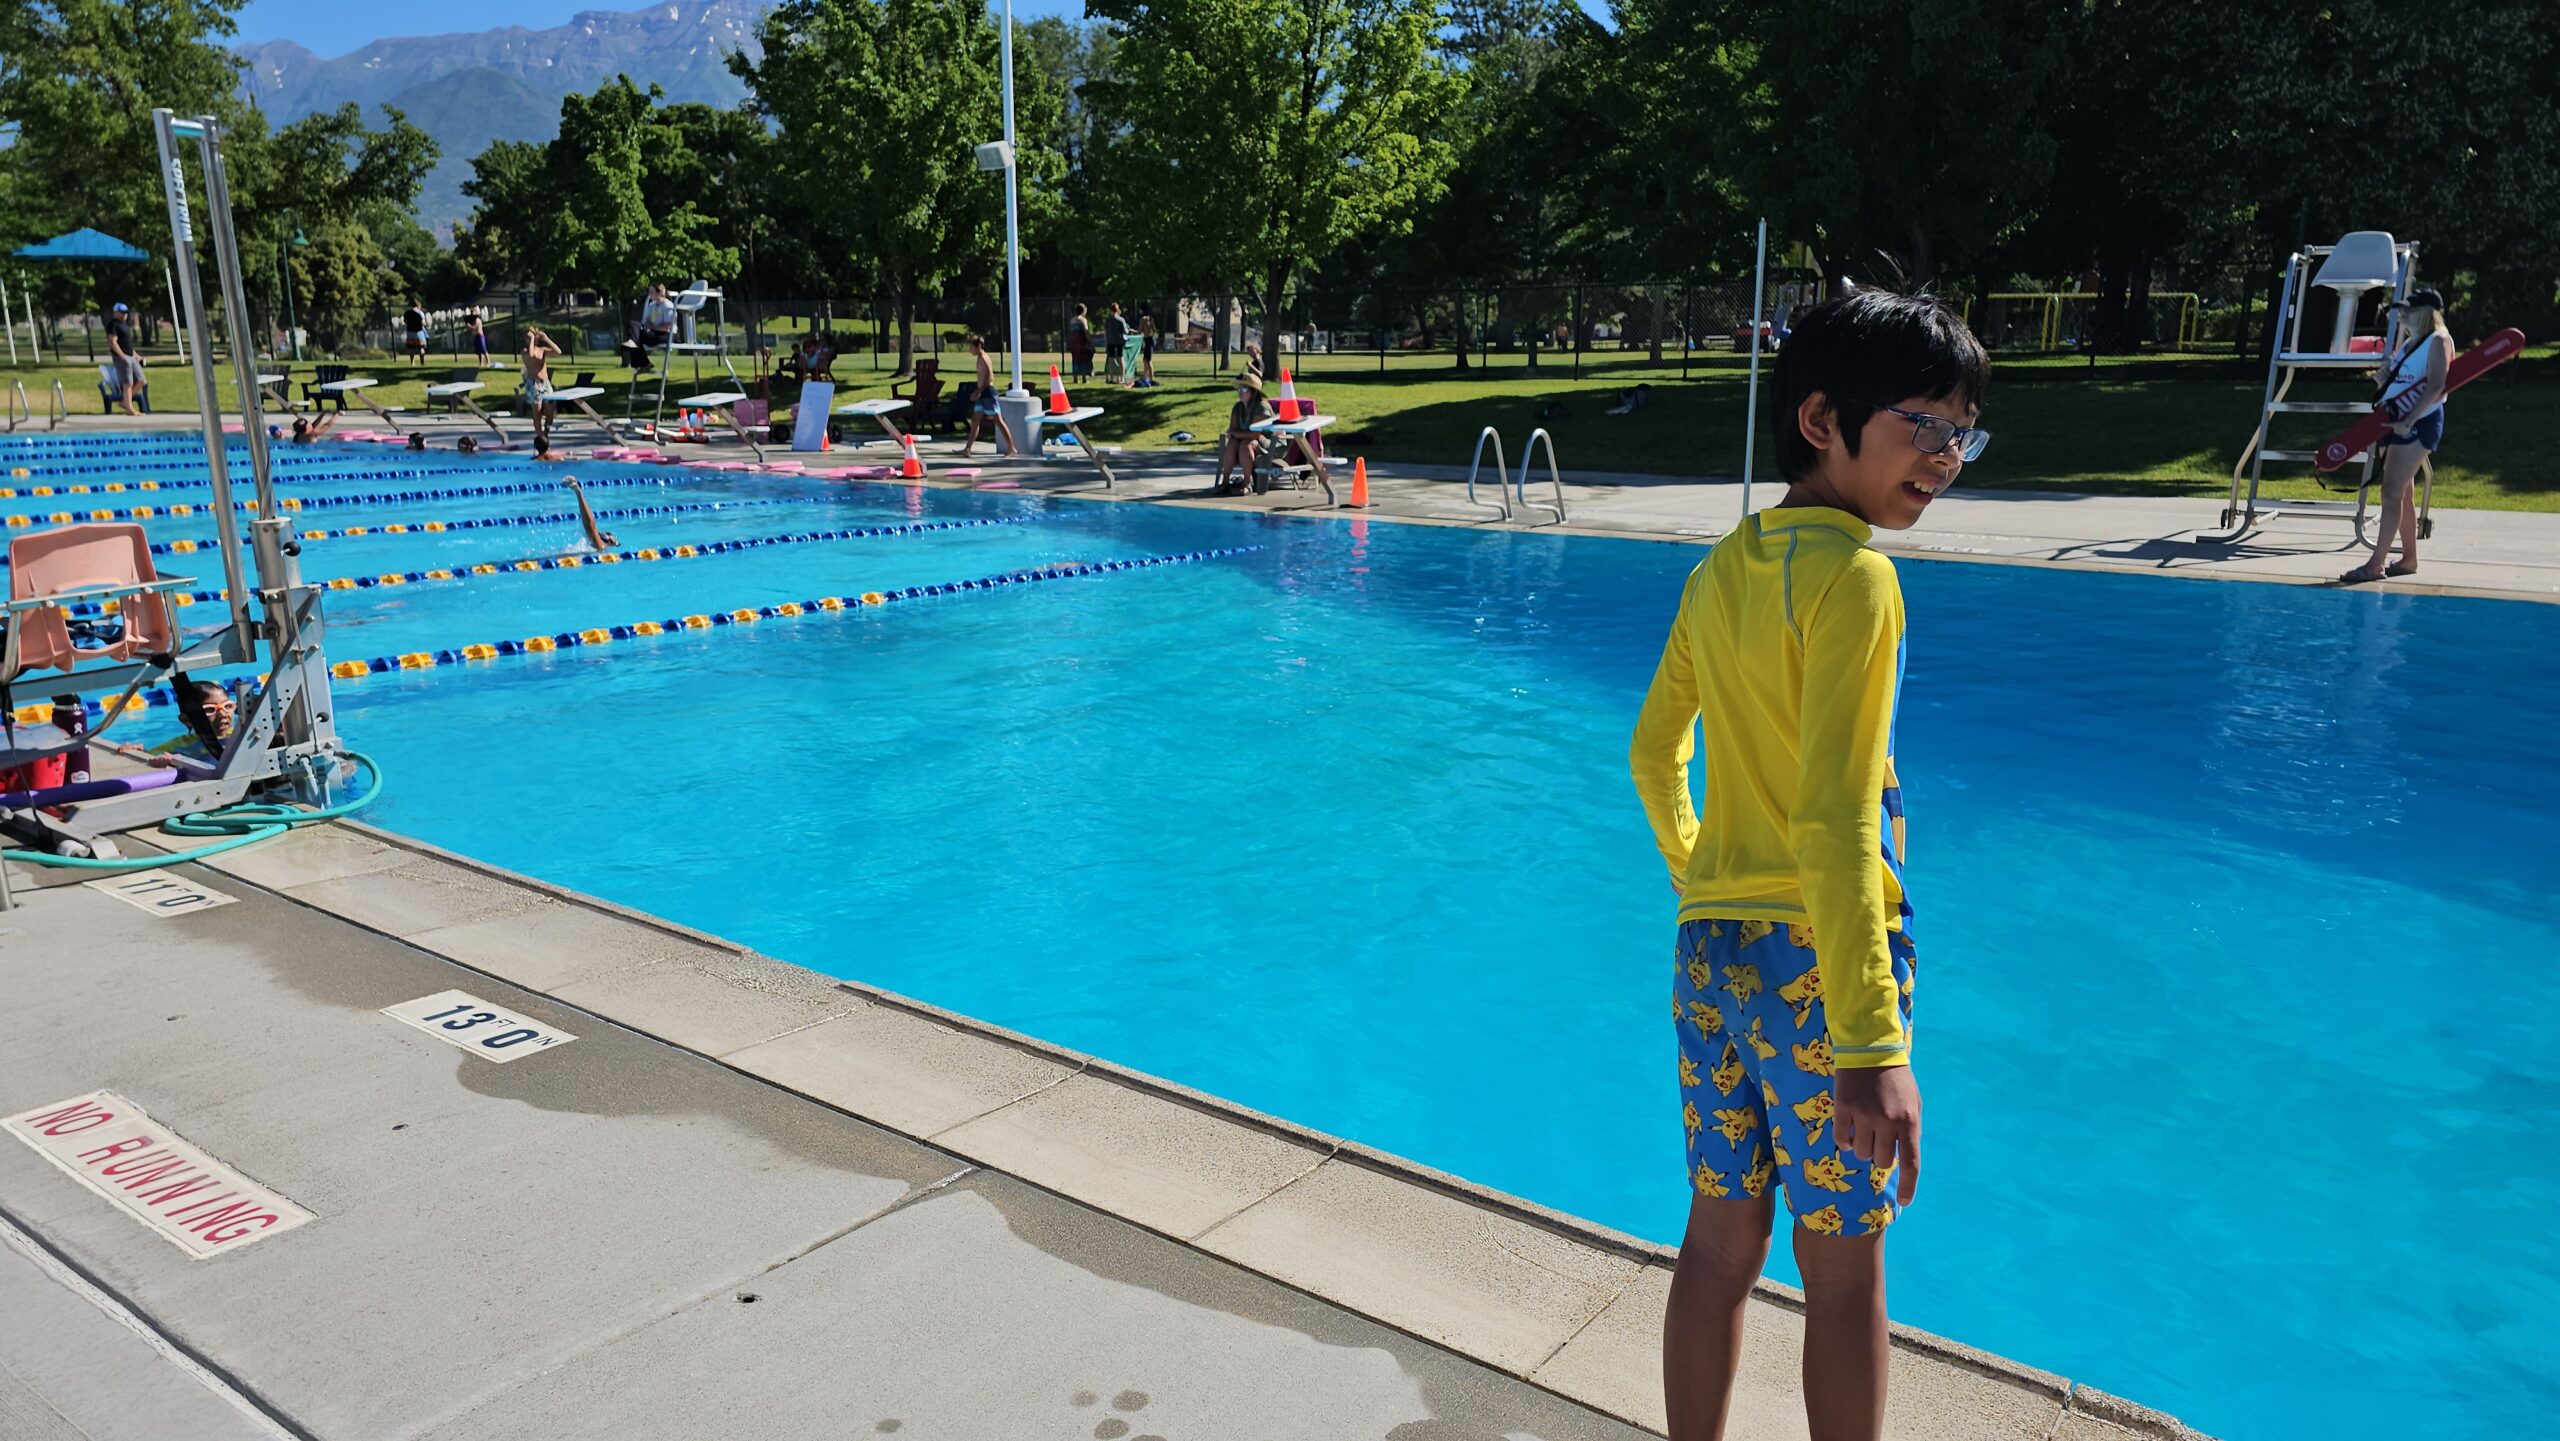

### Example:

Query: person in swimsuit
xmin=957 ymin=334 xmax=1013 ymax=458
xmin=521 ymin=328 xmax=563 ymax=459
xmin=565 ymin=477 xmax=618 ymax=550
xmin=2340 ymin=288 xmax=2454 ymax=584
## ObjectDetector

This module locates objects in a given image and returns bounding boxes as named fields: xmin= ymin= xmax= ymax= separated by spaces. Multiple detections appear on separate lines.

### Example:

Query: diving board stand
xmin=1036 ymin=406 xmax=1115 ymax=487
xmin=422 ymin=379 xmax=506 ymax=438
xmin=318 ymin=376 xmax=407 ymax=427
xmin=678 ymin=391 xmax=765 ymax=461
xmin=1248 ymin=412 xmax=1339 ymax=504
xmin=537 ymin=386 xmax=623 ymax=444
xmin=836 ymin=396 xmax=912 ymax=446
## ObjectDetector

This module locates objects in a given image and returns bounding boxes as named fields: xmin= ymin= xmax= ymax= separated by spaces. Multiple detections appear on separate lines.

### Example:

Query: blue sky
xmin=235 ymin=0 xmax=1608 ymax=62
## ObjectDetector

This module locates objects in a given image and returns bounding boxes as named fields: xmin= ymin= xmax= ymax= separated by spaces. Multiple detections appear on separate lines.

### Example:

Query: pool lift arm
xmin=0 ymin=110 xmax=361 ymax=900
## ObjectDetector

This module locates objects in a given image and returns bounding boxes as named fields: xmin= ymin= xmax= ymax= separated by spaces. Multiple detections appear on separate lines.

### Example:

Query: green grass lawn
xmin=7 ymin=343 xmax=2551 ymax=512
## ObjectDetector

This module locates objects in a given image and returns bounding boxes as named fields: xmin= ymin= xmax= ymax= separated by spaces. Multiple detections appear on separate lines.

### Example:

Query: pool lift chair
xmin=2220 ymin=230 xmax=2432 ymax=546
xmin=0 ymin=110 xmax=359 ymax=908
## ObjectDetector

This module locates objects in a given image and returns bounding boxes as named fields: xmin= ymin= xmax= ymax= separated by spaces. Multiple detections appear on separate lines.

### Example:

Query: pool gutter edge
xmin=319 ymin=817 xmax=2215 ymax=1440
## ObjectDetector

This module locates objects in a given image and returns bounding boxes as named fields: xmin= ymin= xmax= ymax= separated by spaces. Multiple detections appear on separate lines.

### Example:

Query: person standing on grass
xmin=104 ymin=303 xmax=143 ymax=415
xmin=1630 ymin=291 xmax=1990 ymax=1441
xmin=1103 ymin=301 xmax=1129 ymax=385
xmin=403 ymin=299 xmax=428 ymax=363
xmin=469 ymin=311 xmax=491 ymax=367
xmin=2340 ymin=288 xmax=2454 ymax=585
xmin=1137 ymin=305 xmax=1159 ymax=388
xmin=958 ymin=334 xmax=1013 ymax=458
xmin=1068 ymin=302 xmax=1094 ymax=379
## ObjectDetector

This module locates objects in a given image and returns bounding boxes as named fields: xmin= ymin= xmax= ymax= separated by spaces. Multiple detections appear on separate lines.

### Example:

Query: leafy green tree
xmin=456 ymin=140 xmax=553 ymax=288
xmin=551 ymin=78 xmax=737 ymax=316
xmin=736 ymin=0 xmax=1060 ymax=373
xmin=1076 ymin=0 xmax=1459 ymax=335
xmin=287 ymin=220 xmax=387 ymax=351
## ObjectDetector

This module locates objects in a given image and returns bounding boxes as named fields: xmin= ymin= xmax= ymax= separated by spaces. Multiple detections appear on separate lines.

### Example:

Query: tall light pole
xmin=981 ymin=0 xmax=1037 ymax=457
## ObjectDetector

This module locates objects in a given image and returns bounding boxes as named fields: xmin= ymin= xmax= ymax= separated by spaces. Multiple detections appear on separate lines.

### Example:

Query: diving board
xmin=678 ymin=390 xmax=765 ymax=462
xmin=422 ymin=379 xmax=506 ymax=438
xmin=318 ymin=377 xmax=406 ymax=426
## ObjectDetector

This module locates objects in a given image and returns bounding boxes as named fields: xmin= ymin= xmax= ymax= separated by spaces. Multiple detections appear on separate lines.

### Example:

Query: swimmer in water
xmin=565 ymin=476 xmax=618 ymax=550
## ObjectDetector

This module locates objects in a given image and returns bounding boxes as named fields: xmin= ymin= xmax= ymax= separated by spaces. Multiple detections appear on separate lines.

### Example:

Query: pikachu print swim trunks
xmin=1672 ymin=916 xmax=1915 ymax=1236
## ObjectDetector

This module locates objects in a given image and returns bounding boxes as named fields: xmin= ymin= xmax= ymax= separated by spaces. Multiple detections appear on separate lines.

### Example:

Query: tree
xmin=288 ymin=221 xmax=387 ymax=351
xmin=1076 ymin=0 xmax=1459 ymax=336
xmin=550 ymin=79 xmax=737 ymax=315
xmin=736 ymin=0 xmax=1060 ymax=373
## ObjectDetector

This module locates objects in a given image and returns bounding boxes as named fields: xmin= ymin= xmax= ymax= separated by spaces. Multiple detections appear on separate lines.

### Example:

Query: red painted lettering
xmin=25 ymin=1100 xmax=115 ymax=1135
xmin=133 ymin=1174 xmax=220 ymax=1208
xmin=162 ymin=1190 xmax=238 ymax=1220
xmin=178 ymin=1200 xmax=264 ymax=1237
xmin=75 ymin=1136 xmax=155 ymax=1165
xmin=108 ymin=1155 xmax=193 ymax=1190
xmin=199 ymin=1213 xmax=280 ymax=1245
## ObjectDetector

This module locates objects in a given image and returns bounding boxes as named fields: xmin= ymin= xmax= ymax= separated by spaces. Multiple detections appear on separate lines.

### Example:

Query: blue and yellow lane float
xmin=0 ymin=498 xmax=802 ymax=570
xmin=60 ymin=515 xmax=1061 ymax=616
xmin=322 ymin=547 xmax=1262 ymax=684
xmin=2 ymin=471 xmax=738 ymax=527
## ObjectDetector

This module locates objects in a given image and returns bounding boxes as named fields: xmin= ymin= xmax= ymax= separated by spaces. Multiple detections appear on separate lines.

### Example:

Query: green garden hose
xmin=2 ymin=750 xmax=384 ymax=872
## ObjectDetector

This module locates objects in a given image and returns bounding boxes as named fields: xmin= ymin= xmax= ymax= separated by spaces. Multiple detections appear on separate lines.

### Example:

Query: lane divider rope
xmin=0 ymin=497 xmax=801 ymax=568
xmin=5 ymin=472 xmax=754 ymax=527
xmin=64 ymin=515 xmax=1061 ymax=615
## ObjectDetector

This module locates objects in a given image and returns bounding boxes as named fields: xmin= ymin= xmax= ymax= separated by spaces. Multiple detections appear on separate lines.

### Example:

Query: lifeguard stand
xmin=2221 ymin=231 xmax=2428 ymax=543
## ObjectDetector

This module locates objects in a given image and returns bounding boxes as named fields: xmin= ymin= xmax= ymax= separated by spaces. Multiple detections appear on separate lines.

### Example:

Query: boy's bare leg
xmin=1664 ymin=1192 xmax=1773 ymax=1440
xmin=1794 ymin=1226 xmax=1889 ymax=1441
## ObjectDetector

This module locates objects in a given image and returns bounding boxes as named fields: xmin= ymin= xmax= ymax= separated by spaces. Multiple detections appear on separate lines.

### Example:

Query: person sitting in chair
xmin=1214 ymin=375 xmax=1274 ymax=495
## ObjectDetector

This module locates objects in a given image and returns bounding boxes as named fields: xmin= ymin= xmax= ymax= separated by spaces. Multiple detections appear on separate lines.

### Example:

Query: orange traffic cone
xmin=1047 ymin=364 xmax=1071 ymax=415
xmin=899 ymin=431 xmax=925 ymax=479
xmin=1277 ymin=368 xmax=1301 ymax=421
xmin=1349 ymin=456 xmax=1369 ymax=508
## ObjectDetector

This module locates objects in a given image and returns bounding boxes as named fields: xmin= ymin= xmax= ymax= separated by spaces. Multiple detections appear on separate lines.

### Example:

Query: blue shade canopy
xmin=12 ymin=228 xmax=149 ymax=262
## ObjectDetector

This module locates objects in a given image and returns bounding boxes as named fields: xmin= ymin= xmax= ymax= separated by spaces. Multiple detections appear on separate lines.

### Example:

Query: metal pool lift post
xmin=0 ymin=110 xmax=353 ymax=881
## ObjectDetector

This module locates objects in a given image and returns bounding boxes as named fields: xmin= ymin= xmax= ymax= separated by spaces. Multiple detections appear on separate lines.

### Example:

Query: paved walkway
xmin=0 ymin=822 xmax=2197 ymax=1440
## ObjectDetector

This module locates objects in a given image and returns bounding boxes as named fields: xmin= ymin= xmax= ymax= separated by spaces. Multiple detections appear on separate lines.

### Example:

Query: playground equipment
xmin=2220 ymin=231 xmax=2424 ymax=543
xmin=0 ymin=109 xmax=362 ymax=901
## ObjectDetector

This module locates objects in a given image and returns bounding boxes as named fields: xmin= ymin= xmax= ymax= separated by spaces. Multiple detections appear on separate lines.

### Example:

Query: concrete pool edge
xmin=189 ymin=816 xmax=2214 ymax=1440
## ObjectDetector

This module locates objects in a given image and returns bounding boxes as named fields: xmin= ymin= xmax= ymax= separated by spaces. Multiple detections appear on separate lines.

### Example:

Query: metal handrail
xmin=4 ymin=381 xmax=27 ymax=432
xmin=1518 ymin=427 xmax=1567 ymax=524
xmin=1465 ymin=426 xmax=1511 ymax=519
xmin=47 ymin=380 xmax=67 ymax=430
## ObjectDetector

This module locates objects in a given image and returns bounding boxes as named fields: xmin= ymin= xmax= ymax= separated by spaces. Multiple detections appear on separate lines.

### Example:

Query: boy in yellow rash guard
xmin=1632 ymin=292 xmax=1989 ymax=1441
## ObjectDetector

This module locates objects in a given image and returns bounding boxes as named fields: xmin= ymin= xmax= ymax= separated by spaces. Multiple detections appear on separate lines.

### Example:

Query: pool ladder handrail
xmin=1466 ymin=426 xmax=1511 ymax=520
xmin=4 ymin=380 xmax=28 ymax=432
xmin=47 ymin=379 xmax=67 ymax=431
xmin=1518 ymin=427 xmax=1568 ymax=525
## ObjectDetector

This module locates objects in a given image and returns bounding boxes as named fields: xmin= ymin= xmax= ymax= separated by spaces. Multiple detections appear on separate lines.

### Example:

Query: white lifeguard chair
xmin=2220 ymin=231 xmax=2430 ymax=543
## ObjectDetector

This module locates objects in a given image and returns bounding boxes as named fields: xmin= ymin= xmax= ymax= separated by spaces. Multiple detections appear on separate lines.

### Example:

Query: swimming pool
xmin=12 ymin=431 xmax=2555 ymax=1440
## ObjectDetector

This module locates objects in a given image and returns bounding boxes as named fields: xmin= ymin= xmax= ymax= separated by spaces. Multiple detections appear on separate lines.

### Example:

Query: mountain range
xmin=237 ymin=0 xmax=768 ymax=234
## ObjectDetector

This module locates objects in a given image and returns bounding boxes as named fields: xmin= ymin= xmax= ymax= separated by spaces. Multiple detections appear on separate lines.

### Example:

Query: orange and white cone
xmin=899 ymin=431 xmax=925 ymax=479
xmin=1277 ymin=368 xmax=1300 ymax=421
xmin=1047 ymin=364 xmax=1071 ymax=415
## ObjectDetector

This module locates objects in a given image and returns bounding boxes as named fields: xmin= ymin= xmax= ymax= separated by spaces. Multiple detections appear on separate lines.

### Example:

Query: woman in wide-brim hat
xmin=1215 ymin=372 xmax=1273 ymax=495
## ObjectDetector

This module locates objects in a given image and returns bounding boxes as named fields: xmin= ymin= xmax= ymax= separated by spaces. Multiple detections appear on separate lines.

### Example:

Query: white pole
xmin=165 ymin=261 xmax=188 ymax=362
xmin=25 ymin=290 xmax=40 ymax=364
xmin=1741 ymin=218 xmax=1768 ymax=517
xmin=1 ymin=275 xmax=15 ymax=365
xmin=1000 ymin=0 xmax=1023 ymax=394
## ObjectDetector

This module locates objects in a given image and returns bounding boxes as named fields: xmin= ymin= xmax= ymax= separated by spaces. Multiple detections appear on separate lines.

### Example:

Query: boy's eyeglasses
xmin=1877 ymin=404 xmax=1991 ymax=462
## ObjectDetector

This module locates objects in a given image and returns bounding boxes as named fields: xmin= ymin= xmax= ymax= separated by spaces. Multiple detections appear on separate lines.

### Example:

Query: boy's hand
xmin=1832 ymin=1064 xmax=1920 ymax=1205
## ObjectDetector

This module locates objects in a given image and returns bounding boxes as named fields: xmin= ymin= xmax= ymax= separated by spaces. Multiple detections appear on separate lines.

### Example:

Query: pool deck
xmin=0 ymin=820 xmax=2207 ymax=1440
xmin=33 ymin=408 xmax=2556 ymax=602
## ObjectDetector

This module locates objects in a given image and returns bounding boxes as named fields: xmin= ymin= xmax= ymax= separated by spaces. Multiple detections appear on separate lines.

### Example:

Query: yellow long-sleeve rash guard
xmin=1629 ymin=506 xmax=1914 ymax=1068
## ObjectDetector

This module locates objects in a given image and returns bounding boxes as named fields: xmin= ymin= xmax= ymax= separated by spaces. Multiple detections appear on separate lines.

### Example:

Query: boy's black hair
xmin=1770 ymin=291 xmax=1988 ymax=482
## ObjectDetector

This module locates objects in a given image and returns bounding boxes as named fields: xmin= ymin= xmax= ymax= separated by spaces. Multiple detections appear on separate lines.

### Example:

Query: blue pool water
xmin=14 ymin=432 xmax=2557 ymax=1439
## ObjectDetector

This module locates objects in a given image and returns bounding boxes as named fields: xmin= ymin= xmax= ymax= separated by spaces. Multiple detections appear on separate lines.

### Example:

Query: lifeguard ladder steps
xmin=1464 ymin=426 xmax=1568 ymax=524
xmin=2221 ymin=231 xmax=2430 ymax=545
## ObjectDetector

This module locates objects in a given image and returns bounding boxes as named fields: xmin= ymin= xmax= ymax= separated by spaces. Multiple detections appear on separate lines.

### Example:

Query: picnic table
xmin=1037 ymin=406 xmax=1115 ymax=487
xmin=1248 ymin=412 xmax=1339 ymax=503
